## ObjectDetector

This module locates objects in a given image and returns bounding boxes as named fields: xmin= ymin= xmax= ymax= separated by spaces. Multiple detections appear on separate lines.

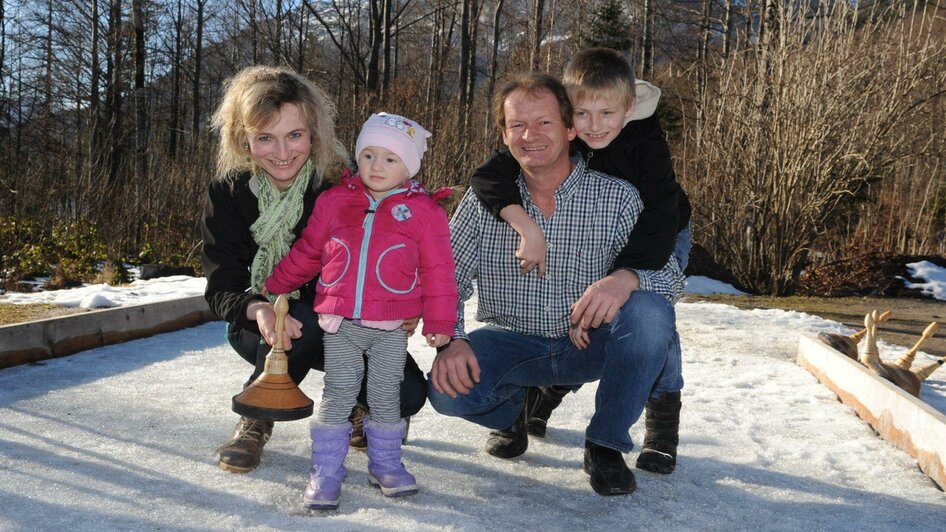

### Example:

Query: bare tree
xmin=529 ymin=0 xmax=545 ymax=70
xmin=640 ymin=0 xmax=654 ymax=78
xmin=484 ymin=0 xmax=506 ymax=141
xmin=168 ymin=0 xmax=183 ymax=158
xmin=132 ymin=0 xmax=149 ymax=236
xmin=191 ymin=0 xmax=206 ymax=150
xmin=104 ymin=0 xmax=125 ymax=186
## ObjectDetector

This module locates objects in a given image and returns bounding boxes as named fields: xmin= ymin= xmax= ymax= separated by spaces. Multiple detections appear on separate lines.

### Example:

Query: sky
xmin=1 ymin=267 xmax=945 ymax=530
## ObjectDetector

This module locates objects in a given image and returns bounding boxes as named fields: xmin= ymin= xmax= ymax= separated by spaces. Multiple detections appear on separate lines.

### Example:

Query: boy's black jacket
xmin=470 ymin=114 xmax=691 ymax=271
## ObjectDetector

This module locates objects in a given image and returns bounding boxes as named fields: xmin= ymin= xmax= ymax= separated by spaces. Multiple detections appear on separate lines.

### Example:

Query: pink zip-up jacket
xmin=265 ymin=174 xmax=458 ymax=336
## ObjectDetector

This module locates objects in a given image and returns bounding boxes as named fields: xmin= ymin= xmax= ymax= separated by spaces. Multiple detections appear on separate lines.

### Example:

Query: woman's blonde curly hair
xmin=210 ymin=66 xmax=348 ymax=185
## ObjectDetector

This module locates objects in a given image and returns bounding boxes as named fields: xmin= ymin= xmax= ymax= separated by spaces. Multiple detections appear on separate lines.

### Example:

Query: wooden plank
xmin=797 ymin=335 xmax=946 ymax=490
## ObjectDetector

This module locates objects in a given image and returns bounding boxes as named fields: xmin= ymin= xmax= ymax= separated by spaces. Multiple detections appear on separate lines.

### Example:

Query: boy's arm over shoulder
xmin=469 ymin=149 xmax=523 ymax=219
xmin=612 ymin=132 xmax=680 ymax=271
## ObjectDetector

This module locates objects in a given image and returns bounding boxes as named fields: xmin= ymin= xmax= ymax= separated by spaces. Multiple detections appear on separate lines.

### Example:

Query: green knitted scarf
xmin=250 ymin=159 xmax=313 ymax=300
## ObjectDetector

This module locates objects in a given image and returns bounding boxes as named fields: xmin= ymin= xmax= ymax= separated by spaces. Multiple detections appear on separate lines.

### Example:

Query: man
xmin=428 ymin=73 xmax=683 ymax=496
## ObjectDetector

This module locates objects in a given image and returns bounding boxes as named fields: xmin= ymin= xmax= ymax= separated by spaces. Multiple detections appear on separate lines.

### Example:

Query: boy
xmin=469 ymin=47 xmax=691 ymax=475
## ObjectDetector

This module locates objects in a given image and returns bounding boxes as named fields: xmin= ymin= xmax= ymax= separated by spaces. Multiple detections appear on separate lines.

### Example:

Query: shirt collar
xmin=518 ymin=155 xmax=587 ymax=206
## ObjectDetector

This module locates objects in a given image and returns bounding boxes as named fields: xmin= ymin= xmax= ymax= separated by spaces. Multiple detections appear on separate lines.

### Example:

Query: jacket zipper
xmin=353 ymin=187 xmax=407 ymax=319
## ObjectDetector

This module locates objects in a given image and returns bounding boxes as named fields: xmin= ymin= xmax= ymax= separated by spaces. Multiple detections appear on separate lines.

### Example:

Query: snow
xmin=685 ymin=275 xmax=746 ymax=295
xmin=904 ymin=261 xmax=946 ymax=301
xmin=2 ymin=286 xmax=945 ymax=529
xmin=0 ymin=275 xmax=205 ymax=309
xmin=4 ymin=260 xmax=946 ymax=309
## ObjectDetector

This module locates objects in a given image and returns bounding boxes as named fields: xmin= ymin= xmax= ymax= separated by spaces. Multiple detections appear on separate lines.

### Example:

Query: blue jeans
xmin=650 ymin=224 xmax=691 ymax=398
xmin=428 ymin=290 xmax=675 ymax=452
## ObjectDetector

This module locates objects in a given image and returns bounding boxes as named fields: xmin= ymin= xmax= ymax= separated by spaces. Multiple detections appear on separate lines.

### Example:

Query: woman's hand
xmin=247 ymin=299 xmax=303 ymax=349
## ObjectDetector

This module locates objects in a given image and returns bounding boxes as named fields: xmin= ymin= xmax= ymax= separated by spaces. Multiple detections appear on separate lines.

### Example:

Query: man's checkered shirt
xmin=450 ymin=157 xmax=685 ymax=340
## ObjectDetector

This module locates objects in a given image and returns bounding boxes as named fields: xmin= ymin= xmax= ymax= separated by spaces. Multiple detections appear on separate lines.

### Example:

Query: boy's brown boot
xmin=635 ymin=392 xmax=681 ymax=474
xmin=526 ymin=386 xmax=569 ymax=437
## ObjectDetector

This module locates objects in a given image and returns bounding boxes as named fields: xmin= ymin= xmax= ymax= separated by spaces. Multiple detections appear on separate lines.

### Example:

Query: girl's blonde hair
xmin=210 ymin=66 xmax=347 ymax=184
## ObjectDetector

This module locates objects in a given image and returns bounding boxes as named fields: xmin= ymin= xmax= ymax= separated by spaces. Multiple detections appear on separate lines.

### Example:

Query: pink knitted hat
xmin=355 ymin=113 xmax=432 ymax=177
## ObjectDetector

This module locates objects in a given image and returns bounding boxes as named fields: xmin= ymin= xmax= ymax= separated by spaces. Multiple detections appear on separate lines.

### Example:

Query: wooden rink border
xmin=797 ymin=335 xmax=946 ymax=490
xmin=0 ymin=295 xmax=218 ymax=369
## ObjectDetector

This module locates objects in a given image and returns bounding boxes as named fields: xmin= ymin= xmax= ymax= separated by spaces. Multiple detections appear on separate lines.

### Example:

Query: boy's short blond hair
xmin=562 ymin=48 xmax=636 ymax=109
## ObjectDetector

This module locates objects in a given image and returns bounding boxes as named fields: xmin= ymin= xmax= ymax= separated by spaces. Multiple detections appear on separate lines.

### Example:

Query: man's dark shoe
xmin=216 ymin=416 xmax=273 ymax=473
xmin=485 ymin=405 xmax=528 ymax=458
xmin=348 ymin=404 xmax=369 ymax=451
xmin=583 ymin=441 xmax=636 ymax=495
xmin=635 ymin=392 xmax=681 ymax=474
xmin=526 ymin=386 xmax=569 ymax=437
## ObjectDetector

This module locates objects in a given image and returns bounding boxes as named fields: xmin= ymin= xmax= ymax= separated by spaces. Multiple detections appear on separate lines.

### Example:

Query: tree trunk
xmin=276 ymin=0 xmax=284 ymax=65
xmin=424 ymin=6 xmax=441 ymax=120
xmin=458 ymin=0 xmax=471 ymax=110
xmin=249 ymin=0 xmax=258 ymax=64
xmin=529 ymin=0 xmax=545 ymax=70
xmin=43 ymin=0 xmax=53 ymax=116
xmin=381 ymin=0 xmax=392 ymax=104
xmin=697 ymin=0 xmax=712 ymax=143
xmin=641 ymin=0 xmax=654 ymax=79
xmin=88 ymin=0 xmax=103 ymax=186
xmin=296 ymin=7 xmax=308 ymax=72
xmin=366 ymin=0 xmax=382 ymax=97
xmin=192 ymin=0 xmax=205 ymax=151
xmin=0 ymin=2 xmax=4 ymax=94
xmin=105 ymin=0 xmax=123 ymax=186
xmin=132 ymin=0 xmax=148 ymax=242
xmin=722 ymin=0 xmax=734 ymax=58
xmin=169 ymin=0 xmax=182 ymax=158
xmin=467 ymin=0 xmax=480 ymax=103
xmin=484 ymin=0 xmax=505 ymax=142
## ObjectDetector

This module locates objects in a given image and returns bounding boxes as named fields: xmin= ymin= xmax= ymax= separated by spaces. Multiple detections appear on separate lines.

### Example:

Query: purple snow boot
xmin=364 ymin=417 xmax=418 ymax=497
xmin=303 ymin=422 xmax=352 ymax=510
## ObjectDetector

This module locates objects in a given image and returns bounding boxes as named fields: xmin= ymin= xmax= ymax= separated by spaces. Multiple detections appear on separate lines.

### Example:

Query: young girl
xmin=265 ymin=113 xmax=458 ymax=509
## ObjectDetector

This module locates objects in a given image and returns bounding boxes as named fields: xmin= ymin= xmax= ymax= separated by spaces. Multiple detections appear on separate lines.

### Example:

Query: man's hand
xmin=569 ymin=323 xmax=590 ymax=350
xmin=570 ymin=269 xmax=640 ymax=330
xmin=430 ymin=340 xmax=481 ymax=398
xmin=249 ymin=300 xmax=303 ymax=349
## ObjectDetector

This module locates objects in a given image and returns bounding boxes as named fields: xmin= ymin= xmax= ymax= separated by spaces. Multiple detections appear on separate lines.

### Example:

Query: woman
xmin=201 ymin=66 xmax=428 ymax=473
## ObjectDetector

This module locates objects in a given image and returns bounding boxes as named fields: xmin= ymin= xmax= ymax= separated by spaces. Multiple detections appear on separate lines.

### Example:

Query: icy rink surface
xmin=1 ymin=297 xmax=944 ymax=531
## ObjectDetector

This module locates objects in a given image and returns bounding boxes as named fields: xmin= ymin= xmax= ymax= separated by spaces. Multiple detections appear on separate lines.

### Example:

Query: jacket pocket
xmin=318 ymin=237 xmax=352 ymax=288
xmin=375 ymin=243 xmax=418 ymax=295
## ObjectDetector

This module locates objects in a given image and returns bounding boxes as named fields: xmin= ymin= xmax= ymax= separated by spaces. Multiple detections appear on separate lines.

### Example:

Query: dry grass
xmin=685 ymin=293 xmax=946 ymax=356
xmin=0 ymin=303 xmax=86 ymax=326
